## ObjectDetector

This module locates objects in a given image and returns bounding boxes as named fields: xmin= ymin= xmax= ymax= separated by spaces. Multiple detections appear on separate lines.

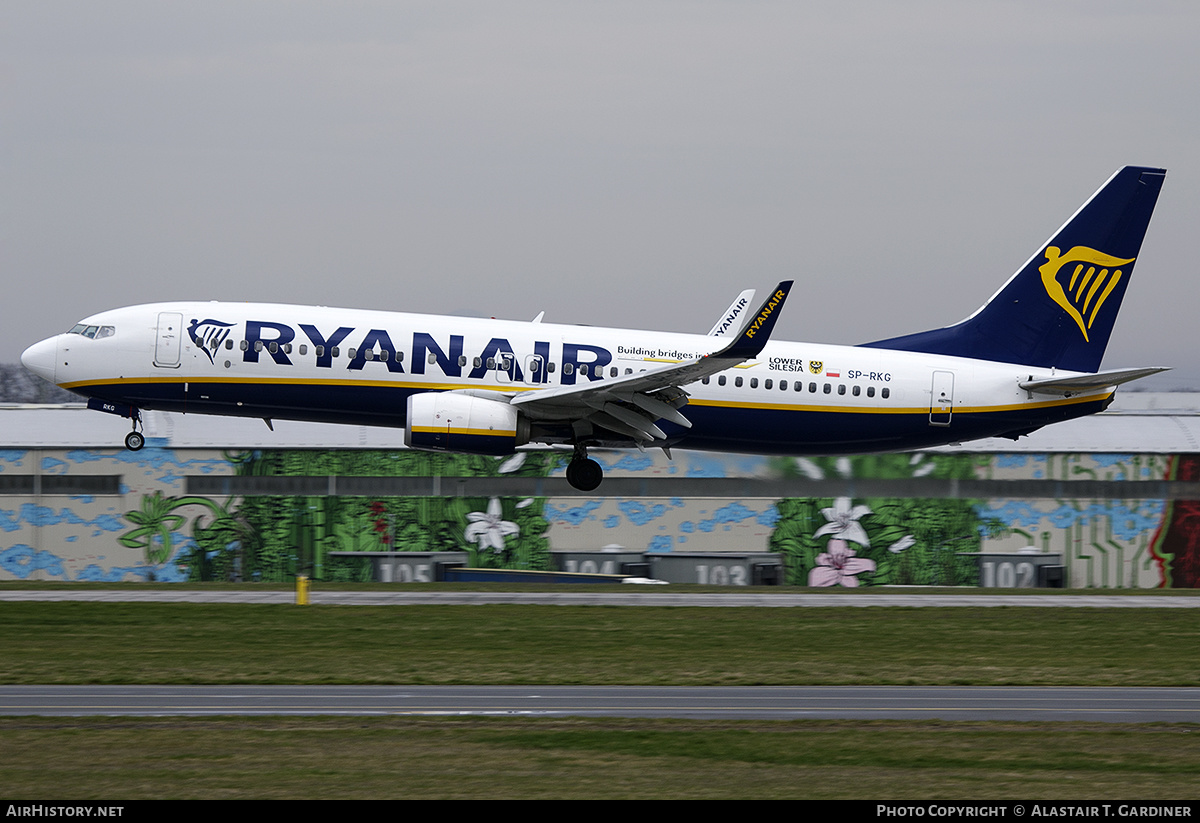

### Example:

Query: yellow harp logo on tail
xmin=1038 ymin=246 xmax=1135 ymax=342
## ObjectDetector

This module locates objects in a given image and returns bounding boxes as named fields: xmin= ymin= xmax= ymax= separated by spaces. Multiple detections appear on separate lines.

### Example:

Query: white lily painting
xmin=464 ymin=498 xmax=520 ymax=554
xmin=808 ymin=497 xmax=876 ymax=587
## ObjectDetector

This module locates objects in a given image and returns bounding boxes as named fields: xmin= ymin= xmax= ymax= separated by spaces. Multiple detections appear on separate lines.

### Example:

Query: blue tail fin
xmin=862 ymin=166 xmax=1166 ymax=372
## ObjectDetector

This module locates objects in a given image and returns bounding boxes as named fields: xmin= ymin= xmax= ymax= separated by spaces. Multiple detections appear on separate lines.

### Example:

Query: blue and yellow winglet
xmin=510 ymin=281 xmax=794 ymax=412
xmin=711 ymin=280 xmax=793 ymax=361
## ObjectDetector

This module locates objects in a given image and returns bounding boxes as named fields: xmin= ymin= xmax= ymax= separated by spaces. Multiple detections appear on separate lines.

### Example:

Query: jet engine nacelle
xmin=404 ymin=392 xmax=530 ymax=455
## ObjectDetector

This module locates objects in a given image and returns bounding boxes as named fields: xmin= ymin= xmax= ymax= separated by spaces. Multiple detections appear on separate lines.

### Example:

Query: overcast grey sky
xmin=5 ymin=1 xmax=1199 ymax=386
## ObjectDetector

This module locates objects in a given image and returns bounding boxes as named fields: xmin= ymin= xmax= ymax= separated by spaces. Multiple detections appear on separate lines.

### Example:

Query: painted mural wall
xmin=0 ymin=443 xmax=1194 ymax=588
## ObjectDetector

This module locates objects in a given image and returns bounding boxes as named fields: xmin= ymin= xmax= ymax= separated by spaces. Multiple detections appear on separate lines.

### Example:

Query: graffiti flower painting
xmin=814 ymin=498 xmax=872 ymax=547
xmin=464 ymin=498 xmax=520 ymax=553
xmin=808 ymin=538 xmax=876 ymax=587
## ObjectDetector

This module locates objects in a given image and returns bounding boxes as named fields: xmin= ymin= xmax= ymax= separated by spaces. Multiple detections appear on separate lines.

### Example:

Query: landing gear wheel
xmin=124 ymin=431 xmax=145 ymax=451
xmin=566 ymin=457 xmax=603 ymax=491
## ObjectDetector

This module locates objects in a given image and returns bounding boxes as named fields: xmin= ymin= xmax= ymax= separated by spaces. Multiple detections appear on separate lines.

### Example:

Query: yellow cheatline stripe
xmin=409 ymin=426 xmax=517 ymax=437
xmin=60 ymin=375 xmax=536 ymax=394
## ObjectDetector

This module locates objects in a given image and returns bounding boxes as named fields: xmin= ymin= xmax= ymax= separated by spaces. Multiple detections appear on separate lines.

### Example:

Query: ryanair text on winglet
xmin=744 ymin=289 xmax=786 ymax=339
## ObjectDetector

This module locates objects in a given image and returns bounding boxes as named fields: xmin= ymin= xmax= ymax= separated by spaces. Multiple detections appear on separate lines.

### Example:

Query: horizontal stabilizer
xmin=1019 ymin=367 xmax=1170 ymax=396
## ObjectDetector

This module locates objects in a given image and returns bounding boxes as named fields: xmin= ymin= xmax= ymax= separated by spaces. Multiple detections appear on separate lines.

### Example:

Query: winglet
xmin=707 ymin=289 xmax=756 ymax=336
xmin=715 ymin=281 xmax=793 ymax=360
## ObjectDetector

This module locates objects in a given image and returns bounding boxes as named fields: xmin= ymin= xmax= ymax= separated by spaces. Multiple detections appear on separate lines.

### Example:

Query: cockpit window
xmin=68 ymin=324 xmax=116 ymax=339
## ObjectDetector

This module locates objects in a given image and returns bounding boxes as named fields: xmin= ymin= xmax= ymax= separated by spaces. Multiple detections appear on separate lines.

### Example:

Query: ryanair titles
xmin=197 ymin=318 xmax=614 ymax=385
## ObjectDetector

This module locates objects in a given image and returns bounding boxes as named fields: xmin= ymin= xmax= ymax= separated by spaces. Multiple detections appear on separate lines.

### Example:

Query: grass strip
xmin=2 ymin=602 xmax=1198 ymax=685
xmin=1 ymin=716 xmax=1198 ymax=799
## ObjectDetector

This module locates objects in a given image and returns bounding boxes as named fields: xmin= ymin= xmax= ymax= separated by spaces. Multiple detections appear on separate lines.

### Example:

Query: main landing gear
xmin=565 ymin=445 xmax=603 ymax=491
xmin=124 ymin=409 xmax=145 ymax=451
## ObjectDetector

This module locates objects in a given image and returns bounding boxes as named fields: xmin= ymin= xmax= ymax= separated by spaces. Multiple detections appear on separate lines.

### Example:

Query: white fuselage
xmin=20 ymin=301 xmax=1111 ymax=455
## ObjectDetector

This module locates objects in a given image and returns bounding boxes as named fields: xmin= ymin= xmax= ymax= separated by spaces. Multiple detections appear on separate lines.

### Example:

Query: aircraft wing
xmin=509 ymin=282 xmax=792 ymax=442
xmin=1018 ymin=366 xmax=1170 ymax=396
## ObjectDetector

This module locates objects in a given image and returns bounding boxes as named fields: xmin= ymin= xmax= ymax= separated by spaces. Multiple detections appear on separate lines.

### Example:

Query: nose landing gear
xmin=124 ymin=410 xmax=145 ymax=451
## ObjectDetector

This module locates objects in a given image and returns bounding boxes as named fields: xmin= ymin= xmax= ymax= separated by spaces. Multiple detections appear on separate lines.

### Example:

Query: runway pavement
xmin=3 ymin=685 xmax=1199 ymax=721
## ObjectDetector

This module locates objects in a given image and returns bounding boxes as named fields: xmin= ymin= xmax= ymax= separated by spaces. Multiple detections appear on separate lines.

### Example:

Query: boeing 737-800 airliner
xmin=21 ymin=166 xmax=1168 ymax=490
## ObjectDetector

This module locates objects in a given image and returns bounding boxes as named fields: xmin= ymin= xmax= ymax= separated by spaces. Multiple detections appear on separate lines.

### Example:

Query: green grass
xmin=2 ymin=601 xmax=1198 ymax=685
xmin=2 ymin=717 xmax=1198 ymax=799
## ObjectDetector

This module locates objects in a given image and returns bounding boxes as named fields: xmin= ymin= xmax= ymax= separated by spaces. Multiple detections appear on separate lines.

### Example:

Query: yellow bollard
xmin=296 ymin=575 xmax=310 ymax=605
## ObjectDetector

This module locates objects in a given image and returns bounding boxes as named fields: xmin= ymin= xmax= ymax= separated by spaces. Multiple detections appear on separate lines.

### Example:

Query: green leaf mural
xmin=131 ymin=450 xmax=558 ymax=582
xmin=768 ymin=454 xmax=998 ymax=587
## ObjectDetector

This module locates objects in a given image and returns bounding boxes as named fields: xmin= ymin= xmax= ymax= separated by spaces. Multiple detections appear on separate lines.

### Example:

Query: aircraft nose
xmin=20 ymin=336 xmax=59 ymax=384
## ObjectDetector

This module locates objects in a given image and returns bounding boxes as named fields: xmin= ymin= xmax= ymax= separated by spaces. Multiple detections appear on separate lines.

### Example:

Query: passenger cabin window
xmin=867 ymin=386 xmax=875 ymax=397
xmin=718 ymin=375 xmax=727 ymax=386
xmin=315 ymin=345 xmax=325 ymax=357
xmin=837 ymin=384 xmax=845 ymax=395
xmin=331 ymin=347 xmax=339 ymax=358
xmin=750 ymin=378 xmax=758 ymax=389
xmin=852 ymin=385 xmax=860 ymax=396
xmin=882 ymin=387 xmax=890 ymax=399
